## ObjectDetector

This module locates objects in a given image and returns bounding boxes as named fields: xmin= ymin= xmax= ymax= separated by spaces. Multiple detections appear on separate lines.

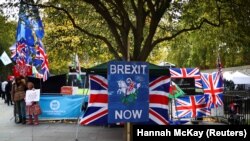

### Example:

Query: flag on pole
xmin=175 ymin=95 xmax=211 ymax=118
xmin=9 ymin=0 xmax=49 ymax=81
xmin=217 ymin=54 xmax=223 ymax=81
xmin=32 ymin=66 xmax=43 ymax=79
xmin=217 ymin=55 xmax=222 ymax=73
xmin=74 ymin=54 xmax=83 ymax=86
xmin=0 ymin=51 xmax=12 ymax=66
xmin=75 ymin=54 xmax=81 ymax=73
xmin=201 ymin=72 xmax=223 ymax=108
xmin=30 ymin=4 xmax=44 ymax=39
xmin=168 ymin=81 xmax=185 ymax=99
xmin=16 ymin=0 xmax=34 ymax=46
xmin=34 ymin=40 xmax=50 ymax=81
xmin=170 ymin=68 xmax=202 ymax=88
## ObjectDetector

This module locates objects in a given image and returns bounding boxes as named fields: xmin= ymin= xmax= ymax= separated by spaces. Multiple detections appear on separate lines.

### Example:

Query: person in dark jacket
xmin=5 ymin=80 xmax=13 ymax=106
xmin=0 ymin=81 xmax=2 ymax=99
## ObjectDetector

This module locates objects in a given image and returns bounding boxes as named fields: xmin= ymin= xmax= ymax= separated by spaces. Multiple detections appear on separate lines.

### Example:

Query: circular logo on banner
xmin=50 ymin=100 xmax=60 ymax=110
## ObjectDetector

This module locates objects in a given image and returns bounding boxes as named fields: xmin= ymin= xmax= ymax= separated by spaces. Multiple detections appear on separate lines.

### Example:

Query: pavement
xmin=0 ymin=98 xmax=227 ymax=141
xmin=0 ymin=99 xmax=123 ymax=141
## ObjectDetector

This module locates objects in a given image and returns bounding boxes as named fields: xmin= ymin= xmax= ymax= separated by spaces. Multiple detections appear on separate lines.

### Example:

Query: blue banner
xmin=39 ymin=95 xmax=84 ymax=119
xmin=108 ymin=61 xmax=149 ymax=123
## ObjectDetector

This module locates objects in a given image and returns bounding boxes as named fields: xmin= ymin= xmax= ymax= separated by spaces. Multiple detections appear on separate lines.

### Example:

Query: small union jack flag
xmin=34 ymin=40 xmax=50 ymax=81
xmin=201 ymin=72 xmax=223 ymax=108
xmin=170 ymin=68 xmax=202 ymax=88
xmin=10 ymin=40 xmax=27 ymax=63
xmin=175 ymin=95 xmax=210 ymax=118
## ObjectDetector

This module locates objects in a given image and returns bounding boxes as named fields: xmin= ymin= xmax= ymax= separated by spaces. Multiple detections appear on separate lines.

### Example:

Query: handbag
xmin=33 ymin=104 xmax=42 ymax=115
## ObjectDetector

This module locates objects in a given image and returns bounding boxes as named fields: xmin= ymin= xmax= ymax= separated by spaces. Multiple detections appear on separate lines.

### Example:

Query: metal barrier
xmin=224 ymin=91 xmax=250 ymax=125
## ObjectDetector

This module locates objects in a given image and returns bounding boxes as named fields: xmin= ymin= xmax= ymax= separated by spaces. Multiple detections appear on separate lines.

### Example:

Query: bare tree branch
xmin=130 ymin=0 xmax=137 ymax=14
xmin=138 ymin=0 xmax=222 ymax=61
xmin=152 ymin=0 xmax=222 ymax=48
xmin=23 ymin=1 xmax=122 ymax=60
xmin=152 ymin=18 xmax=221 ymax=48
xmin=113 ymin=0 xmax=133 ymax=54
xmin=84 ymin=0 xmax=127 ymax=58
xmin=145 ymin=0 xmax=155 ymax=13
xmin=138 ymin=0 xmax=171 ymax=60
xmin=133 ymin=0 xmax=147 ymax=59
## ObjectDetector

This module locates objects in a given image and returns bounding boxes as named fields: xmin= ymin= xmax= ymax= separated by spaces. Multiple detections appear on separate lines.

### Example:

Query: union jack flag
xmin=11 ymin=41 xmax=36 ymax=65
xmin=80 ymin=75 xmax=170 ymax=125
xmin=80 ymin=75 xmax=108 ymax=125
xmin=201 ymin=72 xmax=223 ymax=108
xmin=170 ymin=68 xmax=202 ymax=88
xmin=175 ymin=95 xmax=210 ymax=118
xmin=34 ymin=40 xmax=50 ymax=81
xmin=148 ymin=75 xmax=170 ymax=125
xmin=10 ymin=40 xmax=27 ymax=63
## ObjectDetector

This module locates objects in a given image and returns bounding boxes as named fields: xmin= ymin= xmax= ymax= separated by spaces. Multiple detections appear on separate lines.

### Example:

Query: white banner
xmin=25 ymin=89 xmax=41 ymax=102
xmin=0 ymin=51 xmax=12 ymax=66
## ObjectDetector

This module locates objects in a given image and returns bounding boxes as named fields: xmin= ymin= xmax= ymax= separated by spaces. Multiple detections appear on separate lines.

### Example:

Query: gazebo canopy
xmin=231 ymin=71 xmax=250 ymax=84
xmin=86 ymin=61 xmax=170 ymax=76
xmin=223 ymin=71 xmax=233 ymax=81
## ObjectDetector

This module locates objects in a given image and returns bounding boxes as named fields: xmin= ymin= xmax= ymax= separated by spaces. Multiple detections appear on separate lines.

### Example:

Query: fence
xmin=223 ymin=91 xmax=250 ymax=125
xmin=168 ymin=91 xmax=250 ymax=125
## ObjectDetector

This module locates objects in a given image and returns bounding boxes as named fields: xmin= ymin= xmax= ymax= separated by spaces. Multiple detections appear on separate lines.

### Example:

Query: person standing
xmin=0 ymin=80 xmax=2 ymax=99
xmin=1 ymin=80 xmax=8 ymax=102
xmin=26 ymin=82 xmax=41 ymax=125
xmin=11 ymin=76 xmax=27 ymax=124
xmin=5 ymin=80 xmax=13 ymax=106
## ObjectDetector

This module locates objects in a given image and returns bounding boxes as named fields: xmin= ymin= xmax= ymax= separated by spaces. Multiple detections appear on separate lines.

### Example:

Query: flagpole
xmin=40 ymin=77 xmax=42 ymax=93
xmin=172 ymin=81 xmax=180 ymax=124
xmin=169 ymin=66 xmax=180 ymax=124
xmin=125 ymin=40 xmax=132 ymax=141
xmin=75 ymin=73 xmax=87 ymax=141
xmin=216 ymin=53 xmax=222 ymax=121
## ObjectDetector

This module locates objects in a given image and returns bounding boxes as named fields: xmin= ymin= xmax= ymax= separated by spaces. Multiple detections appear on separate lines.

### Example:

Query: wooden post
xmin=124 ymin=39 xmax=132 ymax=141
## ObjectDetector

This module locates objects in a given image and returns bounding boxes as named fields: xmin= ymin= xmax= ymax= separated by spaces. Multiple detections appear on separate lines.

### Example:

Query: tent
xmin=231 ymin=71 xmax=250 ymax=84
xmin=28 ymin=74 xmax=67 ymax=93
xmin=86 ymin=61 xmax=170 ymax=76
xmin=223 ymin=71 xmax=233 ymax=81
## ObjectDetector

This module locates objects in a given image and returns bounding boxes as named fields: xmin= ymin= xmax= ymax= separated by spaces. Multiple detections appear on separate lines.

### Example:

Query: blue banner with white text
xmin=108 ymin=61 xmax=149 ymax=123
xmin=39 ymin=95 xmax=84 ymax=119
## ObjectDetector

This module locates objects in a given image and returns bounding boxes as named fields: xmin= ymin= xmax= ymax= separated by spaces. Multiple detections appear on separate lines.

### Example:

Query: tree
xmin=2 ymin=0 xmax=222 ymax=62
xmin=0 ymin=13 xmax=16 ymax=80
xmin=165 ymin=0 xmax=250 ymax=69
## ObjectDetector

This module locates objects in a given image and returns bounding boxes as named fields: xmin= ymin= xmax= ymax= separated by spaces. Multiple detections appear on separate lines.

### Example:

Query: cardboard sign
xmin=25 ymin=89 xmax=40 ymax=102
xmin=171 ymin=78 xmax=195 ymax=95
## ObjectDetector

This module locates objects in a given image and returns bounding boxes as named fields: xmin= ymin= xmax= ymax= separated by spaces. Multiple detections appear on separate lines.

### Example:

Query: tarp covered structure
xmin=231 ymin=71 xmax=250 ymax=84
